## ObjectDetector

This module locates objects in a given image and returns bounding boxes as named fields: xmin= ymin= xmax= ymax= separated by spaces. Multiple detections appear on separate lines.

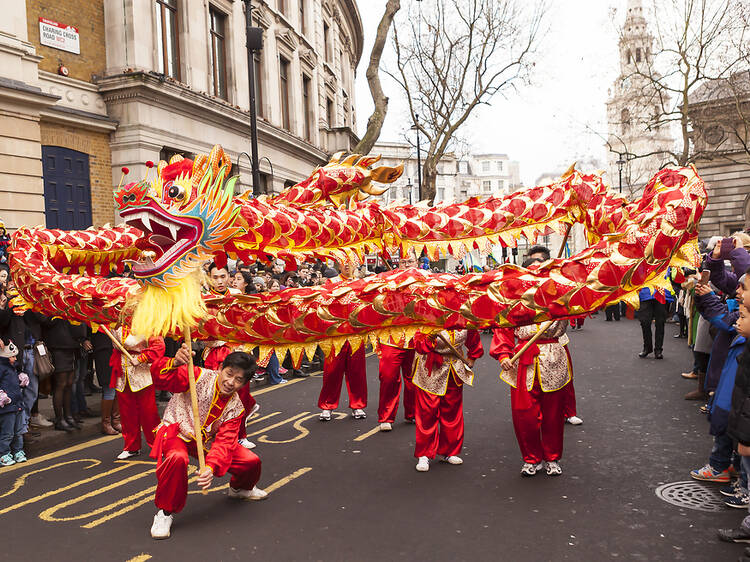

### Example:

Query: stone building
xmin=605 ymin=0 xmax=673 ymax=195
xmin=0 ymin=0 xmax=363 ymax=230
xmin=687 ymin=73 xmax=750 ymax=236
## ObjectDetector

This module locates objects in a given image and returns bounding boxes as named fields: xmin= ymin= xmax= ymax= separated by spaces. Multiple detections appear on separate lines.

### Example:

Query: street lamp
xmin=411 ymin=114 xmax=422 ymax=200
xmin=616 ymin=152 xmax=635 ymax=194
xmin=242 ymin=0 xmax=264 ymax=195
xmin=405 ymin=177 xmax=413 ymax=205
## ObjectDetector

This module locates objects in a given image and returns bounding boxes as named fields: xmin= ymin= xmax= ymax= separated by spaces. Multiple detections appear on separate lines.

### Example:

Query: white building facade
xmin=605 ymin=0 xmax=673 ymax=195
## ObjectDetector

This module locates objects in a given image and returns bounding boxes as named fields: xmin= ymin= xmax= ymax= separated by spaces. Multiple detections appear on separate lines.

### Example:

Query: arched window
xmin=621 ymin=108 xmax=631 ymax=134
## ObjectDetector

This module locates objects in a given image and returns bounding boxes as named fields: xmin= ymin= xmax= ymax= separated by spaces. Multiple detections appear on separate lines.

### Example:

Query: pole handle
xmin=99 ymin=325 xmax=136 ymax=364
xmin=183 ymin=326 xmax=207 ymax=493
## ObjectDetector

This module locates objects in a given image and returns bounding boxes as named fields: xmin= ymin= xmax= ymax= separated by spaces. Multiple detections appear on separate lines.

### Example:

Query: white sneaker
xmin=228 ymin=486 xmax=268 ymax=501
xmin=565 ymin=416 xmax=583 ymax=425
xmin=520 ymin=462 xmax=544 ymax=477
xmin=351 ymin=408 xmax=367 ymax=419
xmin=319 ymin=409 xmax=332 ymax=421
xmin=443 ymin=455 xmax=463 ymax=465
xmin=116 ymin=449 xmax=140 ymax=460
xmin=30 ymin=413 xmax=53 ymax=428
xmin=150 ymin=509 xmax=173 ymax=539
xmin=415 ymin=456 xmax=430 ymax=472
xmin=379 ymin=422 xmax=392 ymax=431
xmin=238 ymin=438 xmax=256 ymax=449
xmin=545 ymin=461 xmax=563 ymax=476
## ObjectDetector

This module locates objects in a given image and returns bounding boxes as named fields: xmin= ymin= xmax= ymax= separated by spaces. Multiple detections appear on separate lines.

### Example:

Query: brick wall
xmin=26 ymin=0 xmax=106 ymax=81
xmin=40 ymin=122 xmax=114 ymax=227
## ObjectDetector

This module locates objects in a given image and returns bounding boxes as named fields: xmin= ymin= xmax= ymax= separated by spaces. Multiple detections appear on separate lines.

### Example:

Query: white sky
xmin=354 ymin=0 xmax=625 ymax=186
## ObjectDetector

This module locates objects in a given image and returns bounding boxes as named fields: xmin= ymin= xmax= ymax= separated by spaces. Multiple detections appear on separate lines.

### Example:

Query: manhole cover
xmin=655 ymin=481 xmax=726 ymax=512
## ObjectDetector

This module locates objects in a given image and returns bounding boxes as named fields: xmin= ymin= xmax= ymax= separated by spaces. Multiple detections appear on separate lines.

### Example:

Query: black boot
xmin=638 ymin=349 xmax=652 ymax=358
xmin=654 ymin=349 xmax=664 ymax=359
xmin=54 ymin=418 xmax=75 ymax=432
xmin=65 ymin=416 xmax=82 ymax=429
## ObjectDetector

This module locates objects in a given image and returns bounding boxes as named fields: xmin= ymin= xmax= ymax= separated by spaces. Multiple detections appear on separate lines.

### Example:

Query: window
xmin=498 ymin=179 xmax=505 ymax=190
xmin=209 ymin=7 xmax=227 ymax=99
xmin=303 ymin=76 xmax=312 ymax=141
xmin=621 ymin=108 xmax=631 ymax=133
xmin=635 ymin=47 xmax=641 ymax=63
xmin=482 ymin=180 xmax=491 ymax=191
xmin=343 ymin=94 xmax=349 ymax=127
xmin=279 ymin=57 xmax=291 ymax=130
xmin=482 ymin=161 xmax=490 ymax=172
xmin=299 ymin=0 xmax=306 ymax=35
xmin=253 ymin=51 xmax=263 ymax=117
xmin=278 ymin=0 xmax=286 ymax=15
xmin=326 ymin=96 xmax=334 ymax=128
xmin=496 ymin=160 xmax=503 ymax=172
xmin=626 ymin=50 xmax=631 ymax=64
xmin=437 ymin=188 xmax=445 ymax=201
xmin=156 ymin=0 xmax=180 ymax=79
xmin=323 ymin=23 xmax=330 ymax=62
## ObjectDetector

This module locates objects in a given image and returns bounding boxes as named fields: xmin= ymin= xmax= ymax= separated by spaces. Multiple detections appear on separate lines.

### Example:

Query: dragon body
xmin=9 ymin=146 xmax=705 ymax=363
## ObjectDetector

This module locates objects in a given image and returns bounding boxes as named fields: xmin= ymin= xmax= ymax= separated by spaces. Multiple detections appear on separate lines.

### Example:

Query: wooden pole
xmin=183 ymin=326 xmax=207 ymax=487
xmin=99 ymin=325 xmax=136 ymax=364
xmin=435 ymin=332 xmax=472 ymax=367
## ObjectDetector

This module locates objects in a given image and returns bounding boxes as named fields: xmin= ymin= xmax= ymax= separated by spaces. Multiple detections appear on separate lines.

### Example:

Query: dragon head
xmin=271 ymin=152 xmax=404 ymax=208
xmin=114 ymin=146 xmax=241 ymax=288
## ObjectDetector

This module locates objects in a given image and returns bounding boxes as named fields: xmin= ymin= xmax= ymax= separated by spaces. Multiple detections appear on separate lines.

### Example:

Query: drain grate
xmin=655 ymin=481 xmax=726 ymax=512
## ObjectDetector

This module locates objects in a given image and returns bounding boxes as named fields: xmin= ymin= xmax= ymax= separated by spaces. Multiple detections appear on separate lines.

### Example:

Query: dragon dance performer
xmin=490 ymin=319 xmax=572 ymax=477
xmin=411 ymin=329 xmax=484 ymax=472
xmin=318 ymin=264 xmax=367 ymax=421
xmin=377 ymin=251 xmax=419 ymax=431
xmin=203 ymin=262 xmax=259 ymax=449
xmin=110 ymin=329 xmax=163 ymax=460
xmin=149 ymin=343 xmax=267 ymax=540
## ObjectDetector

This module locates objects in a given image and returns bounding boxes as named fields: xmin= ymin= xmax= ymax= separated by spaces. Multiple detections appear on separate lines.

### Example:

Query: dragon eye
xmin=124 ymin=194 xmax=136 ymax=203
xmin=168 ymin=184 xmax=186 ymax=200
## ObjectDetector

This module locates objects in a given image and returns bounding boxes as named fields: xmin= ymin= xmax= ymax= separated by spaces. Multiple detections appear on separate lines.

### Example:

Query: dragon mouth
xmin=120 ymin=206 xmax=202 ymax=277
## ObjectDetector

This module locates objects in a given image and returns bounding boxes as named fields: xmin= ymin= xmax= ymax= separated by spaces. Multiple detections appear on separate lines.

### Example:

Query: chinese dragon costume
xmin=9 ymin=145 xmax=705 ymax=366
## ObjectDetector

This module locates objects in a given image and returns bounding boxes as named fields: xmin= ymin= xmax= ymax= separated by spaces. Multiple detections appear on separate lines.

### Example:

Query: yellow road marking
xmin=247 ymin=413 xmax=309 ymax=438
xmin=0 ymin=435 xmax=119 ymax=475
xmin=126 ymin=555 xmax=152 ymax=562
xmin=252 ymin=377 xmax=305 ymax=395
xmin=353 ymin=426 xmax=383 ymax=442
xmin=0 ymin=462 xmax=136 ymax=515
xmin=257 ymin=412 xmax=347 ymax=444
xmin=265 ymin=467 xmax=312 ymax=492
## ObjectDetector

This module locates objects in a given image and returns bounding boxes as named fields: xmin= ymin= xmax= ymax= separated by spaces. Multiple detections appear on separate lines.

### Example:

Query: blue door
xmin=41 ymin=146 xmax=92 ymax=230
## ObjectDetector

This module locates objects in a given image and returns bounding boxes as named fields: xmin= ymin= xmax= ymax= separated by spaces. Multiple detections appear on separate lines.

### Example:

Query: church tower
xmin=606 ymin=0 xmax=674 ymax=195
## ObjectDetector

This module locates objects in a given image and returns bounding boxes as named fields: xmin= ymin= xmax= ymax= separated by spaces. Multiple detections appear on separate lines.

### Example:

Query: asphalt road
xmin=0 ymin=315 xmax=742 ymax=561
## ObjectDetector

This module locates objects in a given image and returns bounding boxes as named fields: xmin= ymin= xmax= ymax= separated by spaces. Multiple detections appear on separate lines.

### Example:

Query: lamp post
xmin=616 ymin=152 xmax=635 ymax=194
xmin=242 ymin=0 xmax=263 ymax=195
xmin=411 ymin=113 xmax=422 ymax=200
xmin=405 ymin=178 xmax=413 ymax=205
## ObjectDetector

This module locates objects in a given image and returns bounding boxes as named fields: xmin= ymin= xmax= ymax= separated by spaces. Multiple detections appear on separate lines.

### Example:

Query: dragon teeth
xmin=168 ymin=223 xmax=178 ymax=240
xmin=141 ymin=214 xmax=152 ymax=232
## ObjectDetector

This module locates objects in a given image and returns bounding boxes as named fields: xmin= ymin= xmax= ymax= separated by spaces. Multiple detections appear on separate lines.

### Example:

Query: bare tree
xmin=354 ymin=0 xmax=401 ymax=155
xmin=616 ymin=0 xmax=748 ymax=166
xmin=387 ymin=0 xmax=546 ymax=203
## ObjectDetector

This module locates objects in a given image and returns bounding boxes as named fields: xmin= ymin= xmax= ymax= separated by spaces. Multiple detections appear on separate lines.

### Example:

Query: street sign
xmin=39 ymin=18 xmax=80 ymax=55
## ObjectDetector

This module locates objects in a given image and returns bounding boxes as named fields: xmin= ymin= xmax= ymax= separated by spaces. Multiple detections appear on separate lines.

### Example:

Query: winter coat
xmin=638 ymin=286 xmax=674 ymax=303
xmin=42 ymin=317 xmax=86 ymax=349
xmin=727 ymin=341 xmax=750 ymax=446
xmin=708 ymin=333 xmax=746 ymax=436
xmin=705 ymin=247 xmax=750 ymax=296
xmin=696 ymin=291 xmax=739 ymax=393
xmin=0 ymin=357 xmax=21 ymax=416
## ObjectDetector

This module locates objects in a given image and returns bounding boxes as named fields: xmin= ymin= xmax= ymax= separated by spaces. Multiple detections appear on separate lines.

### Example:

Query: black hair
xmin=522 ymin=257 xmax=543 ymax=268
xmin=527 ymin=245 xmax=551 ymax=260
xmin=208 ymin=261 xmax=228 ymax=274
xmin=236 ymin=270 xmax=254 ymax=293
xmin=221 ymin=351 xmax=257 ymax=382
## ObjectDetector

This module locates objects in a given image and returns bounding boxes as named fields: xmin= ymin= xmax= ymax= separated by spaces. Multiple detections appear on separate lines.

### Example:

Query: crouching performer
xmin=149 ymin=343 xmax=267 ymax=540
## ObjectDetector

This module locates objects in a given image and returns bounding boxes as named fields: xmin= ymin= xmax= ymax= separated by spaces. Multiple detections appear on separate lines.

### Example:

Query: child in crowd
xmin=0 ymin=342 xmax=26 ymax=466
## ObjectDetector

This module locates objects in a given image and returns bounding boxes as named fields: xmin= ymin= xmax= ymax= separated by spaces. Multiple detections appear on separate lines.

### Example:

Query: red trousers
xmin=377 ymin=346 xmax=416 ymax=423
xmin=117 ymin=384 xmax=160 ymax=452
xmin=511 ymin=378 xmax=565 ymax=463
xmin=561 ymin=377 xmax=577 ymax=418
xmin=237 ymin=385 xmax=258 ymax=439
xmin=318 ymin=342 xmax=367 ymax=410
xmin=414 ymin=375 xmax=464 ymax=459
xmin=154 ymin=435 xmax=261 ymax=514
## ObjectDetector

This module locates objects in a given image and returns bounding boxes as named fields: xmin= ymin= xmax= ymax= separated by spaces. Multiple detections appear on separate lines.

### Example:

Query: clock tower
xmin=605 ymin=0 xmax=674 ymax=194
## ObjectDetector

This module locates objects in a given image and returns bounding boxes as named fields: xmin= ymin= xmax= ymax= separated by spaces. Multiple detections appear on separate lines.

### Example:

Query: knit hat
xmin=0 ymin=341 xmax=18 ymax=358
xmin=252 ymin=277 xmax=266 ymax=289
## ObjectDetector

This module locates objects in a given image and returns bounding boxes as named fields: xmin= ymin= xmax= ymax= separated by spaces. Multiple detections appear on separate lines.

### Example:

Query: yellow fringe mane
xmin=130 ymin=273 xmax=206 ymax=337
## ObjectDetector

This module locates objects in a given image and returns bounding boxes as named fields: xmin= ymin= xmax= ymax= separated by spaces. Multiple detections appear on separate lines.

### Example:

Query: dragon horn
xmin=359 ymin=183 xmax=390 ymax=196
xmin=341 ymin=154 xmax=362 ymax=167
xmin=370 ymin=163 xmax=404 ymax=184
xmin=561 ymin=162 xmax=577 ymax=179
xmin=330 ymin=151 xmax=346 ymax=164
